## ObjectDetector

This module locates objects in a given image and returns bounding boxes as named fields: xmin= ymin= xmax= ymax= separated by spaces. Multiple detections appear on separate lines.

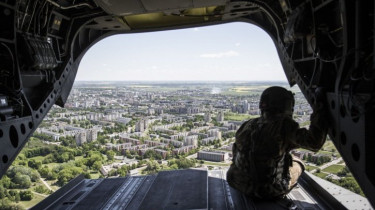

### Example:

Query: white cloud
xmin=193 ymin=28 xmax=199 ymax=32
xmin=235 ymin=43 xmax=240 ymax=47
xmin=200 ymin=50 xmax=240 ymax=58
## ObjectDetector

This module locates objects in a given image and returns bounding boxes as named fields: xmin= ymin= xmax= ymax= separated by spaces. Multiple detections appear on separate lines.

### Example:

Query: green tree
xmin=0 ymin=198 xmax=24 ymax=209
xmin=28 ymin=159 xmax=42 ymax=170
xmin=106 ymin=150 xmax=115 ymax=161
xmin=333 ymin=177 xmax=364 ymax=196
xmin=8 ymin=190 xmax=18 ymax=201
xmin=0 ymin=176 xmax=11 ymax=188
xmin=168 ymin=158 xmax=196 ymax=169
xmin=29 ymin=170 xmax=41 ymax=182
xmin=92 ymin=161 xmax=102 ymax=171
xmin=117 ymin=165 xmax=128 ymax=177
xmin=0 ymin=185 xmax=6 ymax=199
xmin=15 ymin=193 xmax=20 ymax=203
xmin=61 ymin=136 xmax=77 ymax=147
xmin=338 ymin=166 xmax=351 ymax=177
xmin=13 ymin=173 xmax=31 ymax=188
xmin=19 ymin=190 xmax=33 ymax=201
xmin=38 ymin=166 xmax=50 ymax=178
xmin=143 ymin=161 xmax=161 ymax=174
xmin=46 ymin=171 xmax=57 ymax=180
xmin=86 ymin=153 xmax=103 ymax=168
xmin=35 ymin=185 xmax=48 ymax=194
xmin=144 ymin=150 xmax=162 ymax=160
xmin=125 ymin=150 xmax=133 ymax=159
xmin=56 ymin=167 xmax=83 ymax=186
xmin=55 ymin=152 xmax=74 ymax=163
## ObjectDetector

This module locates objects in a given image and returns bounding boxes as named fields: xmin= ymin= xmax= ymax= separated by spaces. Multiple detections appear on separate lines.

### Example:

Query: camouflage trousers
xmin=289 ymin=158 xmax=304 ymax=189
xmin=227 ymin=156 xmax=305 ymax=198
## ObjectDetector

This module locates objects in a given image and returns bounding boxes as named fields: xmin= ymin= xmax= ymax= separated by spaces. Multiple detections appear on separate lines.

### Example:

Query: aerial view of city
xmin=0 ymin=81 xmax=364 ymax=209
xmin=2 ymin=1 xmax=375 ymax=208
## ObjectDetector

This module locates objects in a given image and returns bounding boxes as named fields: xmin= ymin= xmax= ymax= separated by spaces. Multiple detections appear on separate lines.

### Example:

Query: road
xmin=40 ymin=178 xmax=55 ymax=192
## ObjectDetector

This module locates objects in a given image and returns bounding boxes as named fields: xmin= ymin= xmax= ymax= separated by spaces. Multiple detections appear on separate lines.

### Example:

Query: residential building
xmin=75 ymin=131 xmax=87 ymax=145
xmin=217 ymin=110 xmax=224 ymax=122
xmin=197 ymin=150 xmax=228 ymax=162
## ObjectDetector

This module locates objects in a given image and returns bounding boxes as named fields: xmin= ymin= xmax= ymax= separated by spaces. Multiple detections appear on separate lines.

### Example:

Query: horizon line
xmin=74 ymin=80 xmax=288 ymax=82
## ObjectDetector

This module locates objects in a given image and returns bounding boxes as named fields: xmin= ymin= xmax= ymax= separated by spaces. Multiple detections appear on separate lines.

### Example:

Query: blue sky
xmin=76 ymin=22 xmax=287 ymax=81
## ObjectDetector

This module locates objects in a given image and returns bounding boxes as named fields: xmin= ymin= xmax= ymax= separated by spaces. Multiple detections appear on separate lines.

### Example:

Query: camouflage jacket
xmin=226 ymin=109 xmax=327 ymax=199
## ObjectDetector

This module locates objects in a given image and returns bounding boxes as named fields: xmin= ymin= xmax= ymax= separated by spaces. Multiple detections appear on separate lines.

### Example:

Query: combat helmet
xmin=259 ymin=86 xmax=295 ymax=115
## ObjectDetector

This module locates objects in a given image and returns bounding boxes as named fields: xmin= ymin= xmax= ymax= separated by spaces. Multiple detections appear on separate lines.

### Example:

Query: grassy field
xmin=322 ymin=141 xmax=336 ymax=151
xmin=305 ymin=165 xmax=318 ymax=172
xmin=296 ymin=148 xmax=310 ymax=152
xmin=338 ymin=160 xmax=345 ymax=164
xmin=224 ymin=112 xmax=256 ymax=121
xmin=221 ymin=86 xmax=267 ymax=95
xmin=90 ymin=171 xmax=101 ymax=179
xmin=45 ymin=162 xmax=59 ymax=170
xmin=30 ymin=156 xmax=45 ymax=162
xmin=32 ymin=182 xmax=52 ymax=194
xmin=221 ymin=91 xmax=255 ymax=96
xmin=311 ymin=140 xmax=341 ymax=158
xmin=313 ymin=172 xmax=328 ymax=179
xmin=75 ymin=156 xmax=84 ymax=161
xmin=322 ymin=164 xmax=345 ymax=174
xmin=45 ymin=180 xmax=59 ymax=191
xmin=333 ymin=153 xmax=341 ymax=158
xmin=316 ymin=150 xmax=332 ymax=155
xmin=18 ymin=193 xmax=46 ymax=209
xmin=25 ymin=137 xmax=56 ymax=149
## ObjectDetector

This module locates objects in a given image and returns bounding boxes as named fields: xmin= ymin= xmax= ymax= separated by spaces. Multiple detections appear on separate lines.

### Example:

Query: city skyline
xmin=3 ymin=82 xmax=367 ymax=209
xmin=76 ymin=22 xmax=287 ymax=82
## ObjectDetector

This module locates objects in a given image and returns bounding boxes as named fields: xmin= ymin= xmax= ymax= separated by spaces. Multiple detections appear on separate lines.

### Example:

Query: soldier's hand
xmin=312 ymin=87 xmax=327 ymax=111
xmin=315 ymin=87 xmax=326 ymax=104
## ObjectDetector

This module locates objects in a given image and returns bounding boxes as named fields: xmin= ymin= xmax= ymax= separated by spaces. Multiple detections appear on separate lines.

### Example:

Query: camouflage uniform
xmin=226 ymin=107 xmax=327 ymax=199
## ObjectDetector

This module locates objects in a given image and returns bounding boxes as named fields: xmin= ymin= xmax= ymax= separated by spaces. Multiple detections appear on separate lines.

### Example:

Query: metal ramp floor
xmin=32 ymin=169 xmax=357 ymax=210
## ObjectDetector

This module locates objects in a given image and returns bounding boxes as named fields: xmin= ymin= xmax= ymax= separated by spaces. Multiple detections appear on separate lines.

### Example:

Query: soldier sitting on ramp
xmin=227 ymin=86 xmax=328 ymax=199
